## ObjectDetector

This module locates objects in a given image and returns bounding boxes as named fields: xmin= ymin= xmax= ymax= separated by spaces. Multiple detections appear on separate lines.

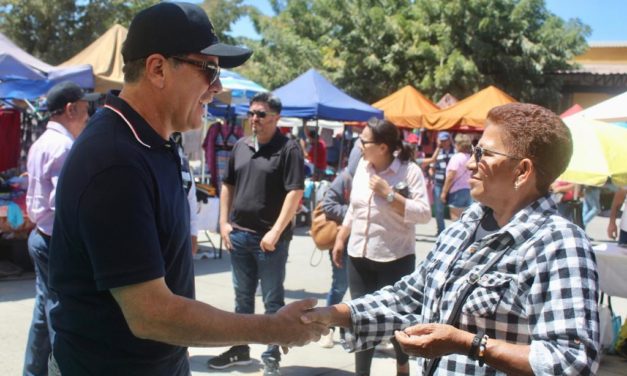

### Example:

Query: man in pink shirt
xmin=23 ymin=81 xmax=98 ymax=376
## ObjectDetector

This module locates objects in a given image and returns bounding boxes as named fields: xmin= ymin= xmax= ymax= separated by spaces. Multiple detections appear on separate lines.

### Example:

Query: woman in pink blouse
xmin=332 ymin=118 xmax=431 ymax=376
xmin=440 ymin=134 xmax=473 ymax=221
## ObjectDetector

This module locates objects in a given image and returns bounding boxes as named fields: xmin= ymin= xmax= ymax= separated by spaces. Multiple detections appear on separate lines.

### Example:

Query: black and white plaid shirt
xmin=344 ymin=195 xmax=600 ymax=375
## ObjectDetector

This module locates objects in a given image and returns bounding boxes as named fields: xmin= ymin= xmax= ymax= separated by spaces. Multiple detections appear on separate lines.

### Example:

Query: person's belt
xmin=36 ymin=228 xmax=51 ymax=241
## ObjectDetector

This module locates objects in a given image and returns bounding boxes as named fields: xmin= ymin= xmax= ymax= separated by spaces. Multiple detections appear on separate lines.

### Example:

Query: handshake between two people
xmin=269 ymin=298 xmax=338 ymax=353
xmin=276 ymin=299 xmax=470 ymax=359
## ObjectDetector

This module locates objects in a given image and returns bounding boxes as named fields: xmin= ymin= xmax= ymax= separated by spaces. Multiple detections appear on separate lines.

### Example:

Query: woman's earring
xmin=514 ymin=181 xmax=520 ymax=191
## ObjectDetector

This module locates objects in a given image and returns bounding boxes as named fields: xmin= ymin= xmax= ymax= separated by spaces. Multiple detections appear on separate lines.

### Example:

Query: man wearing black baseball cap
xmin=23 ymin=80 xmax=98 ymax=376
xmin=47 ymin=3 xmax=325 ymax=376
xmin=46 ymin=81 xmax=101 ymax=115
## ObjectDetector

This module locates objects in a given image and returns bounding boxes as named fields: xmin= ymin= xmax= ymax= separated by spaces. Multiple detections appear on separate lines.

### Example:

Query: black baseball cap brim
xmin=46 ymin=81 xmax=103 ymax=112
xmin=202 ymin=43 xmax=253 ymax=68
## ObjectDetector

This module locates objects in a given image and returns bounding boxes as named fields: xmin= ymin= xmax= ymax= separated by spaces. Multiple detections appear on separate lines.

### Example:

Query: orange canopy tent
xmin=422 ymin=85 xmax=516 ymax=130
xmin=372 ymin=85 xmax=439 ymax=129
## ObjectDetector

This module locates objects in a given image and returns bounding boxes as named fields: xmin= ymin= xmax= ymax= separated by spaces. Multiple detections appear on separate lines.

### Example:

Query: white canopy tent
xmin=567 ymin=91 xmax=627 ymax=122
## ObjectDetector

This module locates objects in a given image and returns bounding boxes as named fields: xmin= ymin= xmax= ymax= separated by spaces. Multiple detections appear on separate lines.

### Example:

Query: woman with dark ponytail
xmin=331 ymin=117 xmax=431 ymax=376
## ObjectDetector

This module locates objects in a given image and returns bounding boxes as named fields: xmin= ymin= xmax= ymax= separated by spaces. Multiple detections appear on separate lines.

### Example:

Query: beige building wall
xmin=560 ymin=42 xmax=627 ymax=111
xmin=572 ymin=92 xmax=613 ymax=108
xmin=575 ymin=46 xmax=627 ymax=64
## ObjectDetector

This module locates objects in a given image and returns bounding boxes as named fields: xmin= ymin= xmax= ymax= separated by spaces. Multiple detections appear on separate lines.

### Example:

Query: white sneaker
xmin=319 ymin=330 xmax=334 ymax=348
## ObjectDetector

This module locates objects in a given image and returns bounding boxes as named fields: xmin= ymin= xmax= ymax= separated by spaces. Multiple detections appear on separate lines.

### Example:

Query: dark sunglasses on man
xmin=247 ymin=110 xmax=276 ymax=118
xmin=171 ymin=56 xmax=220 ymax=85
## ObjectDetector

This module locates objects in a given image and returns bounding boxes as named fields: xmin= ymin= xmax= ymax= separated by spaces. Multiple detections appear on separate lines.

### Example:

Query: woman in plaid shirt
xmin=304 ymin=103 xmax=600 ymax=375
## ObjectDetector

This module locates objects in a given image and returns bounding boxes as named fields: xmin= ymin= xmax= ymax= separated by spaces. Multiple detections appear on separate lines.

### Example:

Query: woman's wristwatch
xmin=386 ymin=191 xmax=395 ymax=203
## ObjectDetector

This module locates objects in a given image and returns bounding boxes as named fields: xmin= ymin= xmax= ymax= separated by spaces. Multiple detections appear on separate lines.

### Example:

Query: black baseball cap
xmin=46 ymin=81 xmax=101 ymax=113
xmin=122 ymin=2 xmax=252 ymax=68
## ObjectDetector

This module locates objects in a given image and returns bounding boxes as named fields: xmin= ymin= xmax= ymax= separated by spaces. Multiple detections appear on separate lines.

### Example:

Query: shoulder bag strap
xmin=423 ymin=238 xmax=513 ymax=376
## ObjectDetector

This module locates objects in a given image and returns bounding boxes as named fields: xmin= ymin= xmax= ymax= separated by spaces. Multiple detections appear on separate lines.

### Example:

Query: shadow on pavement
xmin=0 ymin=275 xmax=35 ymax=302
xmin=278 ymin=366 xmax=354 ymax=375
xmin=284 ymin=288 xmax=327 ymax=300
xmin=190 ymin=354 xmax=355 ymax=376
xmin=192 ymin=254 xmax=232 ymax=277
xmin=190 ymin=354 xmax=261 ymax=374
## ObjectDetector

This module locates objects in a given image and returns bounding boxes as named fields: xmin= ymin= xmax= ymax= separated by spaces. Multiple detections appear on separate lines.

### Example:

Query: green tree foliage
xmin=240 ymin=0 xmax=589 ymax=107
xmin=0 ymin=0 xmax=159 ymax=64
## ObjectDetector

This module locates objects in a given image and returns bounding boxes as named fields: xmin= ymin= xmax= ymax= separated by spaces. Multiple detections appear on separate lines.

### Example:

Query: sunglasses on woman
xmin=471 ymin=145 xmax=521 ymax=164
xmin=171 ymin=56 xmax=220 ymax=85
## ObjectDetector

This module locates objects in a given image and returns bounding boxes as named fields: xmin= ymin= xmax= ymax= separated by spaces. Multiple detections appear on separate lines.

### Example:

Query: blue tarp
xmin=0 ymin=32 xmax=94 ymax=99
xmin=258 ymin=68 xmax=383 ymax=121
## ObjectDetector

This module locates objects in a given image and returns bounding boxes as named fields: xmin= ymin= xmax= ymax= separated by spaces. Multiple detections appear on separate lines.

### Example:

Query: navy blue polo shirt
xmin=49 ymin=93 xmax=193 ymax=375
xmin=223 ymin=129 xmax=304 ymax=238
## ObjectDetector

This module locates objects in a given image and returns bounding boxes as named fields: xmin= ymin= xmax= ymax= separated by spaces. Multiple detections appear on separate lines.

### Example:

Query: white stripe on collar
xmin=104 ymin=104 xmax=151 ymax=149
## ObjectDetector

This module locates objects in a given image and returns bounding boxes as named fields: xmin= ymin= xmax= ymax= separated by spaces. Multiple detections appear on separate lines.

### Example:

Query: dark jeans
xmin=348 ymin=254 xmax=415 ymax=376
xmin=433 ymin=184 xmax=446 ymax=235
xmin=23 ymin=229 xmax=55 ymax=376
xmin=229 ymin=229 xmax=289 ymax=361
xmin=557 ymin=200 xmax=584 ymax=228
xmin=620 ymin=230 xmax=627 ymax=246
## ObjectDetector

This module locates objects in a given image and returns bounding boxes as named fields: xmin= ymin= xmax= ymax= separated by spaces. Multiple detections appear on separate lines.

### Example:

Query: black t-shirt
xmin=223 ymin=129 xmax=304 ymax=237
xmin=49 ymin=94 xmax=194 ymax=375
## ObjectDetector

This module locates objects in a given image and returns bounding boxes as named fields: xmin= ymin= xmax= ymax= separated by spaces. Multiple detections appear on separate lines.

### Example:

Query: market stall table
xmin=593 ymin=242 xmax=627 ymax=299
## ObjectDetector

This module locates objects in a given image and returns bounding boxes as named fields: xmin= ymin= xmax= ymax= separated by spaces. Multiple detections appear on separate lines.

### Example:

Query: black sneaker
xmin=262 ymin=356 xmax=281 ymax=376
xmin=207 ymin=346 xmax=252 ymax=369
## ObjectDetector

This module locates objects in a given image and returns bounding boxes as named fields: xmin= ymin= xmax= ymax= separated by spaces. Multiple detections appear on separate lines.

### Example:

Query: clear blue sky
xmin=224 ymin=0 xmax=626 ymax=42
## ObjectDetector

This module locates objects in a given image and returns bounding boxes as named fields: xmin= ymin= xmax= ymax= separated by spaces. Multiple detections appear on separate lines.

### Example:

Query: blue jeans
xmin=229 ymin=229 xmax=289 ymax=361
xmin=582 ymin=187 xmax=601 ymax=227
xmin=23 ymin=229 xmax=55 ymax=376
xmin=448 ymin=188 xmax=472 ymax=209
xmin=433 ymin=184 xmax=446 ymax=235
xmin=326 ymin=248 xmax=348 ymax=306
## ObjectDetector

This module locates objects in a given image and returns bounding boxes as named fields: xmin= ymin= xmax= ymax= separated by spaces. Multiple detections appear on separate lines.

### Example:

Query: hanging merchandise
xmin=202 ymin=120 xmax=243 ymax=193
xmin=0 ymin=109 xmax=21 ymax=172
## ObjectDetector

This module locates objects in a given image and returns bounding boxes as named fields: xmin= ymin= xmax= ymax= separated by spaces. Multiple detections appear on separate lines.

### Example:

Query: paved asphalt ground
xmin=1 ymin=216 xmax=626 ymax=375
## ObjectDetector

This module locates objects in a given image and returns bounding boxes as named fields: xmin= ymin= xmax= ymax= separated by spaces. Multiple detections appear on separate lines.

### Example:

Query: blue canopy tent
xmin=234 ymin=69 xmax=382 ymax=199
xmin=234 ymin=68 xmax=383 ymax=121
xmin=0 ymin=32 xmax=94 ymax=99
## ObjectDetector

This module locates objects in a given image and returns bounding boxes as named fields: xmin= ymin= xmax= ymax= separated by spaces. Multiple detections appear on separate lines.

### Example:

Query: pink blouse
xmin=343 ymin=158 xmax=431 ymax=262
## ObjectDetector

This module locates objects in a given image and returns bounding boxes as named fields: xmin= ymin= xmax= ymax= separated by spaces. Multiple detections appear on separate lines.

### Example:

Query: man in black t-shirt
xmin=47 ymin=4 xmax=324 ymax=376
xmin=212 ymin=92 xmax=305 ymax=375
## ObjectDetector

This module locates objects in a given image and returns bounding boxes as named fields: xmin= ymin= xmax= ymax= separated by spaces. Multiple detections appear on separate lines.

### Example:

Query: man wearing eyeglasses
xmin=213 ymin=92 xmax=305 ymax=375
xmin=46 ymin=3 xmax=324 ymax=376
